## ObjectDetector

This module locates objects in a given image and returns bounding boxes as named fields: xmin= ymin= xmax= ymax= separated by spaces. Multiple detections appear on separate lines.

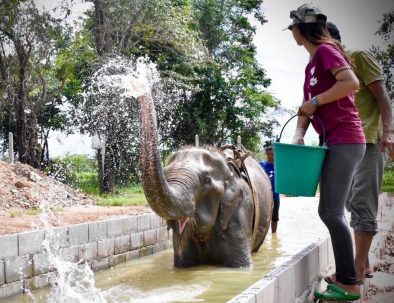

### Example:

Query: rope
xmin=220 ymin=145 xmax=260 ymax=251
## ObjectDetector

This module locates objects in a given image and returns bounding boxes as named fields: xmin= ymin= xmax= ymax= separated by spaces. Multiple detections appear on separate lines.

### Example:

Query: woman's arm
xmin=298 ymin=67 xmax=359 ymax=116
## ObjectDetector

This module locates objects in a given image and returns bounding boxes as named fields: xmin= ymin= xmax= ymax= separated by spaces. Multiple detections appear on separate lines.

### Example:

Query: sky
xmin=35 ymin=0 xmax=394 ymax=156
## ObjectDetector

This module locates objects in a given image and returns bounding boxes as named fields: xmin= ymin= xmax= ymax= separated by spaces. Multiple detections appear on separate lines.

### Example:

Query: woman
xmin=286 ymin=4 xmax=366 ymax=301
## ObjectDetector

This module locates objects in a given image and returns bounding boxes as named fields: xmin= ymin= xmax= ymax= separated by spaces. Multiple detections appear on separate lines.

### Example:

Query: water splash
xmin=39 ymin=185 xmax=106 ymax=303
xmin=82 ymin=56 xmax=161 ymax=101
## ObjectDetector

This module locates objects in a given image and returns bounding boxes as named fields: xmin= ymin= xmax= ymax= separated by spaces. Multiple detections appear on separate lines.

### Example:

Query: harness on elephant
xmin=219 ymin=144 xmax=260 ymax=250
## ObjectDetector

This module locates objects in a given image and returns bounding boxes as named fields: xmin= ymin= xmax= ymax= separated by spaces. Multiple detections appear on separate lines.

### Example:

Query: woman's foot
xmin=325 ymin=270 xmax=373 ymax=285
xmin=335 ymin=281 xmax=360 ymax=295
xmin=314 ymin=284 xmax=361 ymax=301
xmin=324 ymin=273 xmax=336 ymax=284
xmin=365 ymin=268 xmax=374 ymax=278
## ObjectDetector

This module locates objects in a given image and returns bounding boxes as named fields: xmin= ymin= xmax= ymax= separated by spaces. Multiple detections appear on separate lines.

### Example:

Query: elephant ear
xmin=219 ymin=176 xmax=243 ymax=230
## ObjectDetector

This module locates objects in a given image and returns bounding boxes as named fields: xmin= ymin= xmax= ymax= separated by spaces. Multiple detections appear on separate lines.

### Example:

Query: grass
xmin=72 ymin=172 xmax=100 ymax=195
xmin=7 ymin=208 xmax=41 ymax=217
xmin=64 ymin=172 xmax=147 ymax=206
xmin=6 ymin=207 xmax=64 ymax=217
xmin=96 ymin=186 xmax=147 ymax=207
xmin=381 ymin=167 xmax=394 ymax=193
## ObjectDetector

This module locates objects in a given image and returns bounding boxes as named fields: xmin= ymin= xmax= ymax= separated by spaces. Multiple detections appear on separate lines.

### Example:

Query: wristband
xmin=311 ymin=96 xmax=319 ymax=107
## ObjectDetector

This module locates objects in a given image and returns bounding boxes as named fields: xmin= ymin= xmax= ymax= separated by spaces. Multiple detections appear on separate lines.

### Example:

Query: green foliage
xmin=371 ymin=10 xmax=394 ymax=99
xmin=46 ymin=154 xmax=98 ymax=187
xmin=97 ymin=186 xmax=147 ymax=206
xmin=0 ymin=0 xmax=74 ymax=164
xmin=47 ymin=154 xmax=148 ymax=205
xmin=382 ymin=160 xmax=394 ymax=193
xmin=164 ymin=0 xmax=278 ymax=151
xmin=1 ymin=0 xmax=279 ymax=192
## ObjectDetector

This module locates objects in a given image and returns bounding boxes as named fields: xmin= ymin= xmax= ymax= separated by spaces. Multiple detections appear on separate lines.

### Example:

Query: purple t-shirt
xmin=303 ymin=43 xmax=365 ymax=146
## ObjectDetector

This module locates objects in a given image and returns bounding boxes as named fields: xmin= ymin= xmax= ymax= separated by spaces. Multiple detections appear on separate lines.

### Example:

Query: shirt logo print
xmin=309 ymin=66 xmax=318 ymax=86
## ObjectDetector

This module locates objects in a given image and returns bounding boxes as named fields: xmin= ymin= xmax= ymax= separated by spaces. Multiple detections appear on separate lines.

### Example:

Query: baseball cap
xmin=285 ymin=3 xmax=327 ymax=30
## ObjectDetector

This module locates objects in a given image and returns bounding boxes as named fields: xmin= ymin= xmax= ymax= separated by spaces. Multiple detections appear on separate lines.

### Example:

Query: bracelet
xmin=311 ymin=96 xmax=319 ymax=107
xmin=333 ymin=66 xmax=351 ymax=77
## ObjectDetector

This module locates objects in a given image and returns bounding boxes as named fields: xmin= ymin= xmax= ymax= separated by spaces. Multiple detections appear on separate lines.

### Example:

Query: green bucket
xmin=273 ymin=115 xmax=328 ymax=197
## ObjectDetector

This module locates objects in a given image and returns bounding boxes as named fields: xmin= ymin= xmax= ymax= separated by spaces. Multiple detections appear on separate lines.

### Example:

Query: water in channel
xmin=3 ymin=197 xmax=329 ymax=303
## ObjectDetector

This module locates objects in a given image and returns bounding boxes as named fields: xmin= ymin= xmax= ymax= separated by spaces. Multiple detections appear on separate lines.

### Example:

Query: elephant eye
xmin=203 ymin=175 xmax=211 ymax=185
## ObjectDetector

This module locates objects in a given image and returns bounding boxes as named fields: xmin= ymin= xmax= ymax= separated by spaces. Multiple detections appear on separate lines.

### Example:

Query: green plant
xmin=96 ymin=186 xmax=147 ymax=206
xmin=382 ymin=161 xmax=394 ymax=193
xmin=46 ymin=154 xmax=98 ymax=186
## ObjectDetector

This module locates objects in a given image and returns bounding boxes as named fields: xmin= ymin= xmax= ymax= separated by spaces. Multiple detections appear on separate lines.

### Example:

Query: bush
xmin=382 ymin=159 xmax=394 ymax=193
xmin=381 ymin=161 xmax=394 ymax=193
xmin=45 ymin=154 xmax=99 ymax=191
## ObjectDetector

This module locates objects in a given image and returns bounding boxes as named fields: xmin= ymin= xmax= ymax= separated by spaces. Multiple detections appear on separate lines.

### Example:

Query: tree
xmin=68 ymin=0 xmax=206 ymax=193
xmin=63 ymin=0 xmax=278 ymax=193
xmin=372 ymin=10 xmax=394 ymax=99
xmin=0 ymin=0 xmax=70 ymax=167
xmin=167 ymin=0 xmax=279 ymax=151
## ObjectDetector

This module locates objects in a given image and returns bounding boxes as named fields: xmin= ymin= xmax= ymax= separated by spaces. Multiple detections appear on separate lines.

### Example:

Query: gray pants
xmin=318 ymin=144 xmax=366 ymax=286
xmin=346 ymin=143 xmax=387 ymax=234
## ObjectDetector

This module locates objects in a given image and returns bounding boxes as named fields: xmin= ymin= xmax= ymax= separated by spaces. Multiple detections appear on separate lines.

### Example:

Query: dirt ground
xmin=0 ymin=204 xmax=152 ymax=235
xmin=0 ymin=160 xmax=152 ymax=235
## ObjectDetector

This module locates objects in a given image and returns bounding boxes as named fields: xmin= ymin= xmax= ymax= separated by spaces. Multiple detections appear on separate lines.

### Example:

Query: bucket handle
xmin=276 ymin=114 xmax=327 ymax=146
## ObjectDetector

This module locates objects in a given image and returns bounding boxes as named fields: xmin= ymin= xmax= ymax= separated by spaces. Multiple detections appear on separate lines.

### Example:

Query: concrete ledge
xmin=0 ymin=212 xmax=171 ymax=301
xmin=227 ymin=238 xmax=334 ymax=303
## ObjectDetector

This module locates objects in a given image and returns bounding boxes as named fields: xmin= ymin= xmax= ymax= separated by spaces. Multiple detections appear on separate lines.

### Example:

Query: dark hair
xmin=326 ymin=22 xmax=341 ymax=42
xmin=265 ymin=146 xmax=273 ymax=151
xmin=297 ymin=22 xmax=354 ymax=70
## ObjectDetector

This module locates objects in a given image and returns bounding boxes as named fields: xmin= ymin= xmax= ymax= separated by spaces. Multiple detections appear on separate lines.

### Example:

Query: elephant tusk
xmin=178 ymin=217 xmax=190 ymax=235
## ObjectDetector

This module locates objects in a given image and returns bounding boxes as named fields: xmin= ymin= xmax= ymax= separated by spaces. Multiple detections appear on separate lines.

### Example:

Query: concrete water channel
xmin=1 ymin=196 xmax=333 ymax=303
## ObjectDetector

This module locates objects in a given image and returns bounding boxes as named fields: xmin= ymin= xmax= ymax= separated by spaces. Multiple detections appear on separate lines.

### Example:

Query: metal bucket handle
xmin=276 ymin=114 xmax=327 ymax=146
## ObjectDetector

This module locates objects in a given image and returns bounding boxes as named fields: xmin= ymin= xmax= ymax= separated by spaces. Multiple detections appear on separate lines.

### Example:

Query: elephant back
xmin=243 ymin=156 xmax=273 ymax=252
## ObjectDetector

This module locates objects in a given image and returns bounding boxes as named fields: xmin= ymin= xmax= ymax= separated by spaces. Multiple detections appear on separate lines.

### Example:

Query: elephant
xmin=138 ymin=93 xmax=273 ymax=268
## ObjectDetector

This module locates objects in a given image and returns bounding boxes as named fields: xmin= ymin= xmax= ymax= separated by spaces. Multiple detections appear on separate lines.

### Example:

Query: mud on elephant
xmin=138 ymin=94 xmax=273 ymax=268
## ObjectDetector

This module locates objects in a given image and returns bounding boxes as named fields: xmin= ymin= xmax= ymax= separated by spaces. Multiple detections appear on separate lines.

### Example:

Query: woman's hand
xmin=298 ymin=100 xmax=316 ymax=116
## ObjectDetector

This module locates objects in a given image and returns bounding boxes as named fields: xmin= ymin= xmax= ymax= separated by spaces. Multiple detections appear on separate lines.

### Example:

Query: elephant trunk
xmin=138 ymin=95 xmax=190 ymax=220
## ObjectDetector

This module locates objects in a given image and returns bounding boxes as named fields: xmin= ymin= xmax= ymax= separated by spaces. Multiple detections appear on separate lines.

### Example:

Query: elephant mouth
xmin=177 ymin=217 xmax=190 ymax=235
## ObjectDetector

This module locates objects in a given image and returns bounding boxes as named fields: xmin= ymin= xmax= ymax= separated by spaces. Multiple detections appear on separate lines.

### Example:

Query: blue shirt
xmin=260 ymin=160 xmax=280 ymax=202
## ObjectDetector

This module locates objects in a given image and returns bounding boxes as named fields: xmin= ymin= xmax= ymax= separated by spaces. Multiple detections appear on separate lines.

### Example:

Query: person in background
xmin=287 ymin=3 xmax=366 ymax=301
xmin=325 ymin=21 xmax=394 ymax=285
xmin=260 ymin=146 xmax=280 ymax=233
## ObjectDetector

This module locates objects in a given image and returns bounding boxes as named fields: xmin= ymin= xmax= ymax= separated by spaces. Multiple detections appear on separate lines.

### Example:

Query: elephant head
xmin=138 ymin=93 xmax=273 ymax=268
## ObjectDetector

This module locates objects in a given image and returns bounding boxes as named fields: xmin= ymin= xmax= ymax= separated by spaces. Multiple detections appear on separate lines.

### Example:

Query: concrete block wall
xmin=0 ymin=212 xmax=172 ymax=301
xmin=227 ymin=238 xmax=335 ymax=303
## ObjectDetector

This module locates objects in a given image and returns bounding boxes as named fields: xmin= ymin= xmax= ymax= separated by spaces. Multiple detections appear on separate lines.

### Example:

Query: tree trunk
xmin=98 ymin=144 xmax=115 ymax=194
xmin=15 ymin=71 xmax=28 ymax=163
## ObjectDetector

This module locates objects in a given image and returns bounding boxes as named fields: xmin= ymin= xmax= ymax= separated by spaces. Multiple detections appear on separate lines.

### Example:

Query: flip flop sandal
xmin=324 ymin=275 xmax=335 ymax=284
xmin=314 ymin=284 xmax=361 ymax=301
xmin=364 ymin=272 xmax=373 ymax=278
xmin=324 ymin=272 xmax=373 ymax=284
